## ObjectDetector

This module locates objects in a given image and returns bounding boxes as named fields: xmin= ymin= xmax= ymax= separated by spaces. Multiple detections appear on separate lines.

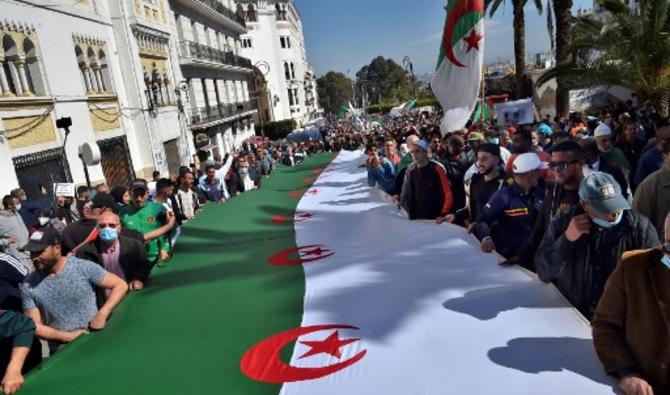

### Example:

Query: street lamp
xmin=403 ymin=56 xmax=417 ymax=96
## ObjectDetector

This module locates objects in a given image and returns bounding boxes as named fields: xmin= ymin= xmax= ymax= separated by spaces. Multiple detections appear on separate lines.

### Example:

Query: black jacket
xmin=62 ymin=218 xmax=144 ymax=255
xmin=535 ymin=205 xmax=659 ymax=319
xmin=77 ymin=235 xmax=152 ymax=283
xmin=599 ymin=156 xmax=629 ymax=199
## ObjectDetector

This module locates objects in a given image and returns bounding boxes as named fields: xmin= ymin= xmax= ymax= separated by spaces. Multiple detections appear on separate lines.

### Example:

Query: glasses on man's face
xmin=548 ymin=160 xmax=579 ymax=171
xmin=98 ymin=223 xmax=119 ymax=229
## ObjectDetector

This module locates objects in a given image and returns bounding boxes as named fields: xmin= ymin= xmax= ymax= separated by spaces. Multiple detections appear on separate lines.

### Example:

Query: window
xmin=286 ymin=37 xmax=291 ymax=48
xmin=284 ymin=62 xmax=290 ymax=80
xmin=242 ymin=38 xmax=253 ymax=48
xmin=293 ymin=88 xmax=299 ymax=105
xmin=1 ymin=34 xmax=44 ymax=96
xmin=280 ymin=37 xmax=286 ymax=49
xmin=287 ymin=88 xmax=294 ymax=106
xmin=280 ymin=36 xmax=291 ymax=49
xmin=247 ymin=4 xmax=257 ymax=22
xmin=142 ymin=0 xmax=162 ymax=22
xmin=290 ymin=62 xmax=295 ymax=79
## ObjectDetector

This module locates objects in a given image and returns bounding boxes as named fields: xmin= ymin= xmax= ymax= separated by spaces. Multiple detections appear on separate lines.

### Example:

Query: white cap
xmin=512 ymin=153 xmax=546 ymax=174
xmin=594 ymin=123 xmax=612 ymax=137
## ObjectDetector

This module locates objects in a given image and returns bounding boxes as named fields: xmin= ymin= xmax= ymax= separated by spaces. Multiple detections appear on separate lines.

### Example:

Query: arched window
xmin=21 ymin=38 xmax=42 ymax=95
xmin=284 ymin=62 xmax=290 ymax=80
xmin=87 ymin=47 xmax=102 ymax=93
xmin=74 ymin=45 xmax=89 ymax=94
xmin=236 ymin=3 xmax=245 ymax=20
xmin=98 ymin=49 xmax=113 ymax=94
xmin=1 ymin=35 xmax=20 ymax=95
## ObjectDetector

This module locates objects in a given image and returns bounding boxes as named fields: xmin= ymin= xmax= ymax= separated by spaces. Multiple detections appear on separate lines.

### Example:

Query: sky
xmin=295 ymin=0 xmax=593 ymax=78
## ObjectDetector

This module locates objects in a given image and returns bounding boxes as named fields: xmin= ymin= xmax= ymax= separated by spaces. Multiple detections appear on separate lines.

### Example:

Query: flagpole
xmin=480 ymin=68 xmax=486 ymax=125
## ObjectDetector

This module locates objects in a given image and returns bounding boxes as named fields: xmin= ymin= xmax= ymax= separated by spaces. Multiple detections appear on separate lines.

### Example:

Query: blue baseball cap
xmin=415 ymin=140 xmax=430 ymax=151
xmin=537 ymin=124 xmax=553 ymax=135
xmin=579 ymin=172 xmax=630 ymax=214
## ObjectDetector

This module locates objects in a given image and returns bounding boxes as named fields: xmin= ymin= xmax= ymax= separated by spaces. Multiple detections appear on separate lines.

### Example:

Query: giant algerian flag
xmin=21 ymin=151 xmax=616 ymax=395
xmin=432 ymin=0 xmax=485 ymax=135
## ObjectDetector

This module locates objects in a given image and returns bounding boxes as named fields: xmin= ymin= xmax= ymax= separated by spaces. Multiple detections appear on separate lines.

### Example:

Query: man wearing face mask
xmin=536 ymin=172 xmax=659 ymax=319
xmin=77 ymin=212 xmax=151 ymax=293
xmin=20 ymin=226 xmax=128 ymax=354
xmin=592 ymin=213 xmax=670 ymax=395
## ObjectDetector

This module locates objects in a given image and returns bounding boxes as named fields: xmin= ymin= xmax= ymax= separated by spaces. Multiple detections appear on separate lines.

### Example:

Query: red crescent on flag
xmin=240 ymin=325 xmax=367 ymax=384
xmin=268 ymin=245 xmax=334 ymax=266
xmin=270 ymin=212 xmax=314 ymax=224
xmin=443 ymin=0 xmax=484 ymax=68
xmin=304 ymin=188 xmax=319 ymax=196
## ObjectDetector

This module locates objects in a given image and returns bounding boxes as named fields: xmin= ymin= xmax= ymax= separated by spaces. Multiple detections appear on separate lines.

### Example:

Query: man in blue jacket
xmin=474 ymin=153 xmax=545 ymax=259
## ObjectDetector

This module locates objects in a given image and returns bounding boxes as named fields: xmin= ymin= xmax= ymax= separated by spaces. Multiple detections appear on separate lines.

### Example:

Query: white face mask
xmin=38 ymin=217 xmax=50 ymax=226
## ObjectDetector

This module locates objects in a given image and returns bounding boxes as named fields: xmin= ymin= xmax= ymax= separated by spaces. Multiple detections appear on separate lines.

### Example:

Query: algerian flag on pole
xmin=431 ymin=0 xmax=485 ymax=135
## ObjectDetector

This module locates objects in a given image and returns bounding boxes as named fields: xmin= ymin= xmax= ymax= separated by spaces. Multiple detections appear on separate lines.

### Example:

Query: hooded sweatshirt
xmin=0 ymin=210 xmax=31 ymax=271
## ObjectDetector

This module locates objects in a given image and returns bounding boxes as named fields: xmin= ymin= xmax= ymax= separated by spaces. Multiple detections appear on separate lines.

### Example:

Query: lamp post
xmin=403 ymin=56 xmax=416 ymax=96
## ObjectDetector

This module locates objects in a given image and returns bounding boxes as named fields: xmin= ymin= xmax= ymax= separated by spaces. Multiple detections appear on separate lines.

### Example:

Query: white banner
xmin=494 ymin=98 xmax=536 ymax=125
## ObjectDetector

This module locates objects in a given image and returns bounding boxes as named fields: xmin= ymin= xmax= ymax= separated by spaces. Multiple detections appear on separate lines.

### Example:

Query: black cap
xmin=478 ymin=143 xmax=501 ymax=158
xmin=22 ymin=226 xmax=61 ymax=253
xmin=130 ymin=179 xmax=148 ymax=192
xmin=91 ymin=192 xmax=117 ymax=210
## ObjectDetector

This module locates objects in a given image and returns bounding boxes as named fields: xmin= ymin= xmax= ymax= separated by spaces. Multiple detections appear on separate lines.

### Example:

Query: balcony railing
xmin=179 ymin=41 xmax=253 ymax=69
xmin=197 ymin=0 xmax=246 ymax=28
xmin=189 ymin=101 xmax=256 ymax=126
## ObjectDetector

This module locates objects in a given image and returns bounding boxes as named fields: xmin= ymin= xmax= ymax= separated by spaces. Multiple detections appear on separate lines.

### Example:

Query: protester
xmin=616 ymin=122 xmax=646 ymax=189
xmin=384 ymin=138 xmax=402 ymax=165
xmin=110 ymin=186 xmax=130 ymax=210
xmin=594 ymin=123 xmax=632 ymax=174
xmin=199 ymin=165 xmax=229 ymax=203
xmin=399 ymin=140 xmax=453 ymax=223
xmin=77 ymin=212 xmax=151 ymax=293
xmin=175 ymin=171 xmax=200 ymax=223
xmin=474 ymin=153 xmax=545 ymax=258
xmin=536 ymin=172 xmax=659 ymax=319
xmin=10 ymin=188 xmax=51 ymax=231
xmin=367 ymin=146 xmax=396 ymax=194
xmin=0 ymin=196 xmax=30 ymax=272
xmin=0 ymin=310 xmax=36 ymax=394
xmin=633 ymin=146 xmax=670 ymax=241
xmin=21 ymin=226 xmax=128 ymax=353
xmin=121 ymin=180 xmax=175 ymax=266
xmin=634 ymin=125 xmax=670 ymax=186
xmin=54 ymin=195 xmax=78 ymax=226
xmin=592 ymin=213 xmax=670 ymax=395
xmin=505 ymin=129 xmax=552 ymax=177
xmin=580 ymin=139 xmax=630 ymax=199
xmin=448 ymin=143 xmax=505 ymax=225
xmin=509 ymin=141 xmax=586 ymax=269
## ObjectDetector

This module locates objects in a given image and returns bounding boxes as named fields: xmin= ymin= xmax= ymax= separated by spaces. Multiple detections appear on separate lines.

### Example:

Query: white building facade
xmin=236 ymin=0 xmax=320 ymax=126
xmin=170 ymin=0 xmax=257 ymax=160
xmin=0 ymin=0 xmax=150 ymax=199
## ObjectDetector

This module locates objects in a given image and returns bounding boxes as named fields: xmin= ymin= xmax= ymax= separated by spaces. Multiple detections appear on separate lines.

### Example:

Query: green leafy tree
xmin=539 ymin=0 xmax=670 ymax=117
xmin=355 ymin=57 xmax=412 ymax=106
xmin=316 ymin=71 xmax=353 ymax=114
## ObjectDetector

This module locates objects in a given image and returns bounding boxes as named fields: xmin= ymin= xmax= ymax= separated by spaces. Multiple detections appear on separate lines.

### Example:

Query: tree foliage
xmin=355 ymin=56 xmax=413 ymax=106
xmin=538 ymin=0 xmax=670 ymax=116
xmin=316 ymin=71 xmax=353 ymax=114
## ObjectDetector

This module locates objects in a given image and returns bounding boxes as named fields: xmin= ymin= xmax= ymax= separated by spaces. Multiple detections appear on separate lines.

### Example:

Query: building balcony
xmin=172 ymin=0 xmax=246 ymax=33
xmin=178 ymin=41 xmax=253 ymax=72
xmin=188 ymin=101 xmax=257 ymax=130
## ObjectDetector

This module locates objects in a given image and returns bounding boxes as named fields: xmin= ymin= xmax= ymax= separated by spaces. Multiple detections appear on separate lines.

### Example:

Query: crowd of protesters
xmin=0 ymin=139 xmax=329 ymax=393
xmin=356 ymin=101 xmax=670 ymax=395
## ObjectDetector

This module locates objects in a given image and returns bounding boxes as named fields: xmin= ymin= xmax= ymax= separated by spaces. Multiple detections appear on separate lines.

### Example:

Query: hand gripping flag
xmin=431 ymin=0 xmax=485 ymax=135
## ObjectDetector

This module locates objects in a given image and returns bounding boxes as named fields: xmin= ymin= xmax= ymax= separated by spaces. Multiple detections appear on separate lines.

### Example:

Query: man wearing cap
xmin=473 ymin=153 xmax=545 ymax=258
xmin=505 ymin=128 xmax=552 ymax=179
xmin=399 ymin=140 xmax=454 ymax=223
xmin=464 ymin=132 xmax=485 ymax=168
xmin=448 ymin=143 xmax=506 ymax=225
xmin=592 ymin=213 xmax=670 ymax=395
xmin=536 ymin=172 xmax=659 ymax=319
xmin=20 ymin=226 xmax=128 ymax=353
xmin=594 ymin=123 xmax=632 ymax=174
xmin=507 ymin=141 xmax=586 ymax=269
xmin=121 ymin=180 xmax=175 ymax=266
xmin=580 ymin=139 xmax=629 ymax=199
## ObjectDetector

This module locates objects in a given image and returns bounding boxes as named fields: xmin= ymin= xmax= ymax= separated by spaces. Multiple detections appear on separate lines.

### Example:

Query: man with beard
xmin=447 ymin=143 xmax=505 ymax=225
xmin=594 ymin=123 xmax=631 ymax=174
xmin=504 ymin=141 xmax=586 ymax=269
xmin=20 ymin=226 xmax=128 ymax=353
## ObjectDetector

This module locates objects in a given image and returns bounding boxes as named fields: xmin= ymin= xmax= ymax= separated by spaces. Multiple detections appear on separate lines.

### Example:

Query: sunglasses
xmin=548 ymin=160 xmax=580 ymax=171
xmin=98 ymin=223 xmax=119 ymax=229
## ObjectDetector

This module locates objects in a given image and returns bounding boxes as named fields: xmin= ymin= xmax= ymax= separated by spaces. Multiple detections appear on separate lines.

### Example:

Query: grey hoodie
xmin=0 ymin=210 xmax=31 ymax=271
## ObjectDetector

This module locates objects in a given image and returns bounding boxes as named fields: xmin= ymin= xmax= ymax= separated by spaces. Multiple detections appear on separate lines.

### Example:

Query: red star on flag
xmin=299 ymin=331 xmax=360 ymax=360
xmin=463 ymin=29 xmax=483 ymax=52
xmin=301 ymin=247 xmax=329 ymax=258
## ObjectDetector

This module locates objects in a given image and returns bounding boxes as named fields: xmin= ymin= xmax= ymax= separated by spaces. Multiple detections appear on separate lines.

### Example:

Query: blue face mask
xmin=489 ymin=138 xmax=500 ymax=145
xmin=99 ymin=227 xmax=118 ymax=243
xmin=591 ymin=212 xmax=623 ymax=229
xmin=662 ymin=254 xmax=670 ymax=270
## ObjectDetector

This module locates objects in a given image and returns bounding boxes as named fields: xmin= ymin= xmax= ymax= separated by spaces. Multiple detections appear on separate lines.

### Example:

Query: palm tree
xmin=539 ymin=0 xmax=670 ymax=117
xmin=486 ymin=0 xmax=544 ymax=98
xmin=552 ymin=0 xmax=573 ymax=117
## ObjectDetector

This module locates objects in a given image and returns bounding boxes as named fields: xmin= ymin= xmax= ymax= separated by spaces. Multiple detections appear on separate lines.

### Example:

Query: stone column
xmin=0 ymin=57 xmax=12 ymax=96
xmin=81 ymin=65 xmax=93 ymax=94
xmin=93 ymin=66 xmax=105 ymax=93
xmin=14 ymin=59 xmax=32 ymax=96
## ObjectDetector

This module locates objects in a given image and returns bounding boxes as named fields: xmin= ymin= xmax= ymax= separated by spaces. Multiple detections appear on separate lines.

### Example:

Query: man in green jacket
xmin=633 ymin=147 xmax=670 ymax=241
